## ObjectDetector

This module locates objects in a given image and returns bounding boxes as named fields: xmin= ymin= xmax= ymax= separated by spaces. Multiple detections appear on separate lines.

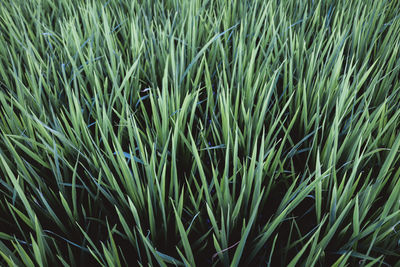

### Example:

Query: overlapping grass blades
xmin=1 ymin=0 xmax=400 ymax=266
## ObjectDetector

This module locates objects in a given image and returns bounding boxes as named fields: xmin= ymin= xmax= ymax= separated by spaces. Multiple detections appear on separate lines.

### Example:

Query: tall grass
xmin=1 ymin=0 xmax=400 ymax=266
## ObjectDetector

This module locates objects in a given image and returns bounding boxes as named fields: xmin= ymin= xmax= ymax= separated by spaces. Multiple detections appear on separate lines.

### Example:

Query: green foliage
xmin=0 ymin=0 xmax=400 ymax=266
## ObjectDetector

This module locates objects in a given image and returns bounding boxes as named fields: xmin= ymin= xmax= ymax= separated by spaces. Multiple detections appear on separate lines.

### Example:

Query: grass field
xmin=1 ymin=0 xmax=400 ymax=266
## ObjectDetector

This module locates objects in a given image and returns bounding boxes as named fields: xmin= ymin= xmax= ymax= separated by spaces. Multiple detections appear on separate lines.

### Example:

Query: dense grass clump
xmin=1 ymin=0 xmax=400 ymax=266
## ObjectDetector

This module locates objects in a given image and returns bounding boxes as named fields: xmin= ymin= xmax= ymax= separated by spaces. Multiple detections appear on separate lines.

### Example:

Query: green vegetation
xmin=1 ymin=0 xmax=400 ymax=266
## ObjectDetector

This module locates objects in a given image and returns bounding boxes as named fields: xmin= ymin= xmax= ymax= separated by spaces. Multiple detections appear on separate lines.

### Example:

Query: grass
xmin=0 ymin=0 xmax=400 ymax=266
